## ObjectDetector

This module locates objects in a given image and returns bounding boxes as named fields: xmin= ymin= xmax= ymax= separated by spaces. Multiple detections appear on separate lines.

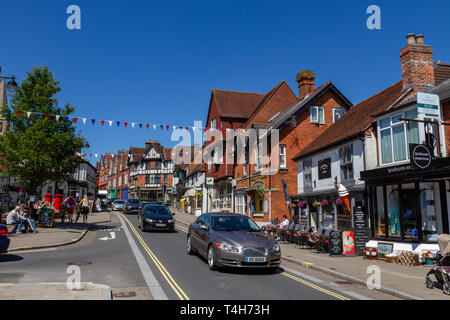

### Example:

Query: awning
xmin=184 ymin=188 xmax=196 ymax=197
xmin=245 ymin=185 xmax=265 ymax=198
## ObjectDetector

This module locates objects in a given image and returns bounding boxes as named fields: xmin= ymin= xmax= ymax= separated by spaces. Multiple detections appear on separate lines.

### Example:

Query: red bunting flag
xmin=146 ymin=124 xmax=149 ymax=129
xmin=101 ymin=120 xmax=105 ymax=126
xmin=73 ymin=117 xmax=78 ymax=123
xmin=205 ymin=127 xmax=208 ymax=131
xmin=166 ymin=125 xmax=169 ymax=130
xmin=186 ymin=127 xmax=189 ymax=131
xmin=47 ymin=114 xmax=50 ymax=121
xmin=90 ymin=154 xmax=92 ymax=157
xmin=17 ymin=111 xmax=21 ymax=117
xmin=124 ymin=122 xmax=128 ymax=128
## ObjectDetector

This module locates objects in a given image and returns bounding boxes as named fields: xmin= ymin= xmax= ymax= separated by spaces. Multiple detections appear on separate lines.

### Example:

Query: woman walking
xmin=78 ymin=195 xmax=90 ymax=223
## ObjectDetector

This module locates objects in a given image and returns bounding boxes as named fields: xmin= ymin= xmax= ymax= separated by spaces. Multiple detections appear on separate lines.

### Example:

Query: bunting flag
xmin=2 ymin=108 xmax=236 ymax=134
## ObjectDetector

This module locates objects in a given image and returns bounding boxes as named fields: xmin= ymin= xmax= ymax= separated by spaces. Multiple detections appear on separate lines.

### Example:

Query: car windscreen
xmin=144 ymin=206 xmax=171 ymax=215
xmin=211 ymin=216 xmax=260 ymax=232
xmin=127 ymin=199 xmax=139 ymax=204
xmin=114 ymin=200 xmax=124 ymax=204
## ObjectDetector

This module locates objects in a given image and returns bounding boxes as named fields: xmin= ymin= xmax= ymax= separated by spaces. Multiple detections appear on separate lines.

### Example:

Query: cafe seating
xmin=308 ymin=227 xmax=324 ymax=252
xmin=280 ymin=222 xmax=295 ymax=242
xmin=316 ymin=229 xmax=331 ymax=252
xmin=290 ymin=224 xmax=302 ymax=244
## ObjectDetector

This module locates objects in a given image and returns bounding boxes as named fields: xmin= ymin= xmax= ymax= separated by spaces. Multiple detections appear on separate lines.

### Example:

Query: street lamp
xmin=0 ymin=66 xmax=19 ymax=93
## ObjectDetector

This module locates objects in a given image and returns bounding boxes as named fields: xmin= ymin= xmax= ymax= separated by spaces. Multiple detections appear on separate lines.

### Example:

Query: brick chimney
xmin=400 ymin=33 xmax=435 ymax=92
xmin=296 ymin=70 xmax=315 ymax=100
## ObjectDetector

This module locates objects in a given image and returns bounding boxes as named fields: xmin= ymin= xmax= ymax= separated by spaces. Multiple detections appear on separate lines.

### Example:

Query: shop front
xmin=361 ymin=157 xmax=450 ymax=253
xmin=245 ymin=180 xmax=266 ymax=218
xmin=291 ymin=185 xmax=363 ymax=231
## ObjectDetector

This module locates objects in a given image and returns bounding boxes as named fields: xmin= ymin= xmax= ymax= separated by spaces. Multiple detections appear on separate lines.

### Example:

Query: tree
xmin=0 ymin=66 xmax=86 ymax=196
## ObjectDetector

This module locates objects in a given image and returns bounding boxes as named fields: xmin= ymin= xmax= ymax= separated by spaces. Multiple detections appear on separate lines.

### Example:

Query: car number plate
xmin=245 ymin=257 xmax=266 ymax=263
xmin=155 ymin=223 xmax=166 ymax=227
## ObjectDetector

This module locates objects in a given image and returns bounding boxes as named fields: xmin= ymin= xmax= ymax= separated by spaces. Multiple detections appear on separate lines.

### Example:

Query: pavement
xmin=1 ymin=211 xmax=113 ymax=300
xmin=171 ymin=208 xmax=450 ymax=300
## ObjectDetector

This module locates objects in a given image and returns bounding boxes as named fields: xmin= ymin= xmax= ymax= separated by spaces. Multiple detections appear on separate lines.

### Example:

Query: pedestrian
xmin=77 ymin=195 xmax=90 ymax=223
xmin=279 ymin=215 xmax=290 ymax=229
xmin=95 ymin=198 xmax=101 ymax=212
xmin=19 ymin=204 xmax=37 ymax=233
xmin=6 ymin=206 xmax=23 ymax=234
xmin=62 ymin=193 xmax=76 ymax=223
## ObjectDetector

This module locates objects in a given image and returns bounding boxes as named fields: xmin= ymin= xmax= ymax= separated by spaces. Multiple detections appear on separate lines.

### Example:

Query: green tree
xmin=0 ymin=66 xmax=86 ymax=195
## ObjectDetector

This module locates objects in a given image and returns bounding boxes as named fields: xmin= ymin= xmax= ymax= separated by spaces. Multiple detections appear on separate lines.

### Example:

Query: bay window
xmin=379 ymin=108 xmax=420 ymax=165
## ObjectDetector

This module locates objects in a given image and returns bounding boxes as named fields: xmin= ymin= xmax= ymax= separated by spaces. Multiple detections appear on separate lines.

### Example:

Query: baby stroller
xmin=425 ymin=234 xmax=450 ymax=295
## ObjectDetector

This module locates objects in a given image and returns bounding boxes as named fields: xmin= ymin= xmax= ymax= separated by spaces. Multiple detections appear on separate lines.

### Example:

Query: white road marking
xmin=115 ymin=212 xmax=168 ymax=300
xmin=99 ymin=232 xmax=116 ymax=241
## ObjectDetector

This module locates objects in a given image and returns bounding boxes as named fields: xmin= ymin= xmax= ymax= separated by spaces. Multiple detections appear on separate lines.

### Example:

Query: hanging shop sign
xmin=318 ymin=158 xmax=331 ymax=180
xmin=409 ymin=144 xmax=432 ymax=170
xmin=417 ymin=92 xmax=440 ymax=116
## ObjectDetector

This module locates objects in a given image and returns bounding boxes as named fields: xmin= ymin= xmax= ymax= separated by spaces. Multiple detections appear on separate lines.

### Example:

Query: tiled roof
xmin=129 ymin=147 xmax=146 ymax=163
xmin=292 ymin=81 xmax=406 ymax=160
xmin=212 ymin=89 xmax=265 ymax=119
xmin=186 ymin=163 xmax=205 ymax=178
xmin=435 ymin=62 xmax=450 ymax=85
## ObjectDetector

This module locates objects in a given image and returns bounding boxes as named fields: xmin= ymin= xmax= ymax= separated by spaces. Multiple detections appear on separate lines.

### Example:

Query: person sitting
xmin=19 ymin=204 xmax=37 ymax=233
xmin=6 ymin=206 xmax=23 ymax=234
xmin=279 ymin=215 xmax=290 ymax=229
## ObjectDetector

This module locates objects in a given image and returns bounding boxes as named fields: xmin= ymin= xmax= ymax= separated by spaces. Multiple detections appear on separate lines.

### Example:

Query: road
xmin=0 ymin=211 xmax=398 ymax=300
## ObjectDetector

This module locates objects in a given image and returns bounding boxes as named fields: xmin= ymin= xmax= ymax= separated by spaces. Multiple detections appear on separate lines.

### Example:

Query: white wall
xmin=297 ymin=139 xmax=365 ymax=194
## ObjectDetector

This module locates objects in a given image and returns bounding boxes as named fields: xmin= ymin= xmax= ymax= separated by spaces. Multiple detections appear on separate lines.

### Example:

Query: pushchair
xmin=425 ymin=234 xmax=450 ymax=295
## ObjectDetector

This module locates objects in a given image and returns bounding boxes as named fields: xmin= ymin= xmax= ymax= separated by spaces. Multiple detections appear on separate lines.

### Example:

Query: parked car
xmin=112 ymin=200 xmax=125 ymax=211
xmin=186 ymin=213 xmax=281 ymax=271
xmin=138 ymin=204 xmax=175 ymax=232
xmin=124 ymin=198 xmax=140 ymax=214
xmin=0 ymin=225 xmax=10 ymax=254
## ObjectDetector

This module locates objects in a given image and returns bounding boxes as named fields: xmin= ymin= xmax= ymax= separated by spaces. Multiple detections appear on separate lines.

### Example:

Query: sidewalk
xmin=0 ymin=283 xmax=111 ymax=300
xmin=171 ymin=209 xmax=449 ymax=300
xmin=6 ymin=211 xmax=112 ymax=252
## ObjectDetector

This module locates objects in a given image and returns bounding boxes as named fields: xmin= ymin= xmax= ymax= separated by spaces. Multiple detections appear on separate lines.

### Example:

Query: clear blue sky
xmin=1 ymin=0 xmax=449 ymax=164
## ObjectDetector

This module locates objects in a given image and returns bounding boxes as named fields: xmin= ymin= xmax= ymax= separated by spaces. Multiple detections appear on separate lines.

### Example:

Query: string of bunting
xmin=5 ymin=108 xmax=244 ymax=134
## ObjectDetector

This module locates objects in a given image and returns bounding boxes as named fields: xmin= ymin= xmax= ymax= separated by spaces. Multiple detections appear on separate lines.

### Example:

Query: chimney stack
xmin=296 ymin=70 xmax=315 ymax=100
xmin=400 ymin=33 xmax=434 ymax=92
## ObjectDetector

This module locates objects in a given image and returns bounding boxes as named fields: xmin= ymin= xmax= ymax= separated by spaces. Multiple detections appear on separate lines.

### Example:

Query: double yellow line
xmin=281 ymin=272 xmax=350 ymax=300
xmin=118 ymin=212 xmax=189 ymax=300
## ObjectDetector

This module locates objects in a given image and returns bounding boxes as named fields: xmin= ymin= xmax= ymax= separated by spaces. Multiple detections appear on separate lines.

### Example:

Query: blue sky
xmin=1 ymin=0 xmax=449 ymax=164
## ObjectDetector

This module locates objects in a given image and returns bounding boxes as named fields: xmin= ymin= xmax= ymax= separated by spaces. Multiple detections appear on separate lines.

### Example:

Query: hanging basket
xmin=312 ymin=201 xmax=321 ymax=208
xmin=335 ymin=198 xmax=343 ymax=206
xmin=321 ymin=200 xmax=329 ymax=206
xmin=298 ymin=201 xmax=304 ymax=208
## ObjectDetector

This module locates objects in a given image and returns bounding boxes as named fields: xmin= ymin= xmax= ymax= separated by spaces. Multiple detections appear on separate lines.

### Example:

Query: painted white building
xmin=184 ymin=163 xmax=207 ymax=216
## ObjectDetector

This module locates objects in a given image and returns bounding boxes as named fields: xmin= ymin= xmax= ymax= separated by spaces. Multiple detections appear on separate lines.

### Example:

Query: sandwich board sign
xmin=417 ymin=92 xmax=440 ymax=116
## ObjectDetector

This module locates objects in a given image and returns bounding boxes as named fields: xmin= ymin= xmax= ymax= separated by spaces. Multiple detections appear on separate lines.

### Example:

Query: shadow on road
xmin=0 ymin=254 xmax=24 ymax=263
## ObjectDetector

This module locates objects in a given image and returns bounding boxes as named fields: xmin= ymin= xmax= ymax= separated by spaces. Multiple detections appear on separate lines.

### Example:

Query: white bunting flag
xmin=56 ymin=115 xmax=60 ymax=121
xmin=82 ymin=118 xmax=87 ymax=125
xmin=131 ymin=123 xmax=135 ymax=129
xmin=109 ymin=121 xmax=113 ymax=127
xmin=153 ymin=125 xmax=156 ymax=130
xmin=27 ymin=112 xmax=31 ymax=118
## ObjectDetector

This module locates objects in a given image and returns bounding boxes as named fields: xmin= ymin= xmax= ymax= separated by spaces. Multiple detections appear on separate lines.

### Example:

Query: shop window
xmin=303 ymin=158 xmax=312 ymax=189
xmin=339 ymin=144 xmax=353 ymax=181
xmin=379 ymin=109 xmax=420 ymax=165
xmin=386 ymin=185 xmax=401 ymax=238
xmin=419 ymin=182 xmax=443 ymax=241
xmin=400 ymin=183 xmax=418 ymax=240
xmin=235 ymin=195 xmax=246 ymax=214
xmin=279 ymin=144 xmax=286 ymax=168
xmin=374 ymin=186 xmax=386 ymax=237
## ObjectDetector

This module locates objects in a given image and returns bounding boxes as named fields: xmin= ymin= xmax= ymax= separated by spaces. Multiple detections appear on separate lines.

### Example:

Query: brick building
xmin=233 ymin=73 xmax=352 ymax=224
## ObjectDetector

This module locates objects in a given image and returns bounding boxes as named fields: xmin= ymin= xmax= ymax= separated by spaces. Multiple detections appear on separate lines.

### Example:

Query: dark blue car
xmin=0 ymin=225 xmax=10 ymax=253
xmin=138 ymin=204 xmax=175 ymax=232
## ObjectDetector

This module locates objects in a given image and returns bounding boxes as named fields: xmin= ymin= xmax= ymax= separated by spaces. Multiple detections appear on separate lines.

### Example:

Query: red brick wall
xmin=400 ymin=43 xmax=434 ymax=92
xmin=443 ymin=100 xmax=450 ymax=156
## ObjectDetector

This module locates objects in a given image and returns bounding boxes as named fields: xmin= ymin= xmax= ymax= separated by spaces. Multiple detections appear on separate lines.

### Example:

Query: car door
xmin=190 ymin=215 xmax=204 ymax=253
xmin=197 ymin=215 xmax=211 ymax=256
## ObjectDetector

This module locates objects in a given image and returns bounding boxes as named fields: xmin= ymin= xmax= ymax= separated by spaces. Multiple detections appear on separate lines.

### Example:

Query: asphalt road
xmin=0 ymin=211 xmax=397 ymax=300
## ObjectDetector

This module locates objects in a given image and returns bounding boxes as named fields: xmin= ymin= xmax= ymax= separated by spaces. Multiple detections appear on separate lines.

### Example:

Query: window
xmin=211 ymin=118 xmax=216 ymax=129
xmin=118 ymin=176 xmax=122 ymax=186
xmin=235 ymin=195 xmax=246 ymax=214
xmin=339 ymin=144 xmax=353 ymax=181
xmin=333 ymin=107 xmax=346 ymax=123
xmin=279 ymin=144 xmax=286 ymax=168
xmin=303 ymin=158 xmax=312 ymax=189
xmin=255 ymin=143 xmax=263 ymax=171
xmin=419 ymin=182 xmax=443 ymax=241
xmin=379 ymin=109 xmax=420 ymax=165
xmin=310 ymin=106 xmax=324 ymax=124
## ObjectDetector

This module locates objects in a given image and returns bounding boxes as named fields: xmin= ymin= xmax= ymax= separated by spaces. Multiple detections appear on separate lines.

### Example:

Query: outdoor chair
xmin=295 ymin=224 xmax=307 ymax=246
xmin=290 ymin=224 xmax=301 ymax=244
xmin=279 ymin=222 xmax=295 ymax=242
xmin=317 ymin=229 xmax=331 ymax=252
xmin=309 ymin=227 xmax=324 ymax=253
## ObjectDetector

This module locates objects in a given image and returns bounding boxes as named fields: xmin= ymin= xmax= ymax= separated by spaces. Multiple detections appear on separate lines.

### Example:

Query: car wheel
xmin=207 ymin=245 xmax=218 ymax=271
xmin=186 ymin=235 xmax=195 ymax=255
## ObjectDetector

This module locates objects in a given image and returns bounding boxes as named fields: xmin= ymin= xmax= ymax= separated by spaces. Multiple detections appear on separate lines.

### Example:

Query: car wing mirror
xmin=199 ymin=224 xmax=208 ymax=230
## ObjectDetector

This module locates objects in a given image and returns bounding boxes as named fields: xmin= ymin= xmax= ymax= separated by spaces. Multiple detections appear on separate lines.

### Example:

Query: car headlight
xmin=216 ymin=242 xmax=240 ymax=253
xmin=272 ymin=244 xmax=280 ymax=253
xmin=146 ymin=218 xmax=153 ymax=222
xmin=168 ymin=219 xmax=174 ymax=223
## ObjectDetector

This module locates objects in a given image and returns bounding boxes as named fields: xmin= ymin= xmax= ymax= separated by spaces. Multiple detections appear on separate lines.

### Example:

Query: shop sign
xmin=353 ymin=228 xmax=370 ymax=255
xmin=417 ymin=92 xmax=440 ymax=116
xmin=206 ymin=177 xmax=214 ymax=185
xmin=409 ymin=144 xmax=432 ymax=170
xmin=342 ymin=231 xmax=355 ymax=256
xmin=318 ymin=158 xmax=331 ymax=180
xmin=353 ymin=205 xmax=368 ymax=229
xmin=329 ymin=230 xmax=343 ymax=256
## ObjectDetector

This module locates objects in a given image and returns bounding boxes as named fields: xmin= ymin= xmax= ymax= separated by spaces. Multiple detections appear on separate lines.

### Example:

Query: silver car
xmin=112 ymin=200 xmax=125 ymax=211
xmin=186 ymin=213 xmax=281 ymax=271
